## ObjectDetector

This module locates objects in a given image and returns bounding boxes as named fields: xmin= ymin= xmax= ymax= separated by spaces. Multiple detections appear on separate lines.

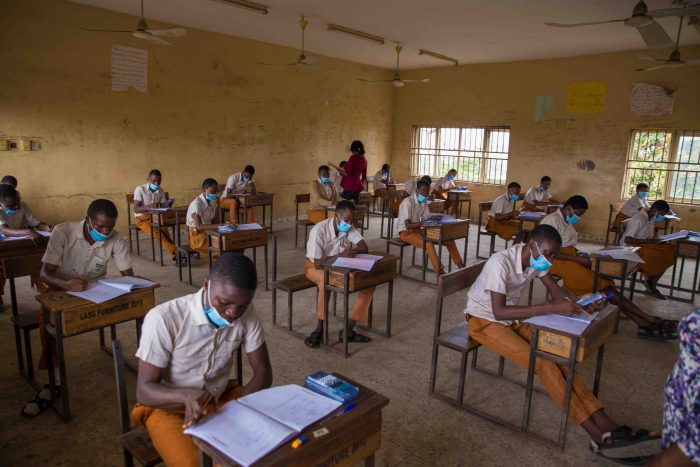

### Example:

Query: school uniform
xmin=541 ymin=210 xmax=613 ymax=296
xmin=622 ymin=211 xmax=675 ymax=278
xmin=221 ymin=172 xmax=255 ymax=223
xmin=133 ymin=184 xmax=176 ymax=260
xmin=132 ymin=289 xmax=264 ymax=467
xmin=432 ymin=176 xmax=456 ymax=211
xmin=331 ymin=171 xmax=343 ymax=194
xmin=486 ymin=193 xmax=520 ymax=240
xmin=465 ymin=243 xmax=603 ymax=425
xmin=186 ymin=194 xmax=217 ymax=256
xmin=305 ymin=218 xmax=374 ymax=321
xmin=308 ymin=179 xmax=340 ymax=224
xmin=0 ymin=202 xmax=43 ymax=297
xmin=522 ymin=185 xmax=552 ymax=211
xmin=396 ymin=194 xmax=462 ymax=272
xmin=613 ymin=195 xmax=649 ymax=228
xmin=372 ymin=170 xmax=390 ymax=196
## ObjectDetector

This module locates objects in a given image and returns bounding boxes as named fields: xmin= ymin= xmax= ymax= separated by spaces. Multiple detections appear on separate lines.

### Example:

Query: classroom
xmin=1 ymin=0 xmax=699 ymax=465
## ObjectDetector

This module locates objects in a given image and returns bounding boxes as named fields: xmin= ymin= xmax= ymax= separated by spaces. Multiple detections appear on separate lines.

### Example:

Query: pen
xmin=334 ymin=403 xmax=357 ymax=417
xmin=291 ymin=435 xmax=308 ymax=449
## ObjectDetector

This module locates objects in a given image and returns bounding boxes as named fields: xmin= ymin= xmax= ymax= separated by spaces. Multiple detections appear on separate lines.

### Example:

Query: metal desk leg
xmin=157 ymin=215 xmax=164 ymax=266
xmin=387 ymin=280 xmax=393 ymax=337
xmin=343 ymin=273 xmax=350 ymax=358
xmin=669 ymin=242 xmax=680 ymax=299
xmin=422 ymin=235 xmax=427 ymax=282
xmin=323 ymin=269 xmax=331 ymax=347
xmin=558 ymin=337 xmax=579 ymax=449
xmin=199 ymin=450 xmax=213 ymax=467
xmin=264 ymin=244 xmax=269 ymax=291
xmin=522 ymin=328 xmax=539 ymax=431
xmin=207 ymin=235 xmax=213 ymax=269
xmin=593 ymin=344 xmax=605 ymax=397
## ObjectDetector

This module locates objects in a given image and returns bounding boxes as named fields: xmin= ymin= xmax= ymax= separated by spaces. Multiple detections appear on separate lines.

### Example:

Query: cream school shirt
xmin=187 ymin=194 xmax=216 ymax=227
xmin=540 ymin=209 xmax=578 ymax=248
xmin=331 ymin=172 xmax=343 ymax=193
xmin=621 ymin=195 xmax=650 ymax=218
xmin=465 ymin=243 xmax=547 ymax=325
xmin=42 ymin=220 xmax=132 ymax=281
xmin=621 ymin=211 xmax=655 ymax=245
xmin=396 ymin=195 xmax=429 ymax=234
xmin=306 ymin=218 xmax=363 ymax=260
xmin=0 ymin=202 xmax=40 ymax=229
xmin=135 ymin=288 xmax=265 ymax=399
xmin=489 ymin=193 xmax=516 ymax=217
xmin=435 ymin=176 xmax=455 ymax=191
xmin=372 ymin=170 xmax=388 ymax=191
xmin=133 ymin=184 xmax=167 ymax=217
xmin=524 ymin=186 xmax=552 ymax=205
xmin=225 ymin=172 xmax=251 ymax=194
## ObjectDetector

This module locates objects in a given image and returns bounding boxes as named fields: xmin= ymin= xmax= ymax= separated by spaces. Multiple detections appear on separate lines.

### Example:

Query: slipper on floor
xmin=590 ymin=426 xmax=661 ymax=460
xmin=304 ymin=330 xmax=322 ymax=348
xmin=21 ymin=384 xmax=58 ymax=419
xmin=339 ymin=330 xmax=372 ymax=343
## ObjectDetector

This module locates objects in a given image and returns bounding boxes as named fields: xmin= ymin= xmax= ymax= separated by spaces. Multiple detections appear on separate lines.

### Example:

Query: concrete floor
xmin=0 ymin=215 xmax=696 ymax=467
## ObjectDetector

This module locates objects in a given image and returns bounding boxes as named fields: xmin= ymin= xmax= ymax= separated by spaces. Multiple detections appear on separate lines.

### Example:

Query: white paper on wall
xmin=111 ymin=44 xmax=147 ymax=93
xmin=629 ymin=83 xmax=674 ymax=116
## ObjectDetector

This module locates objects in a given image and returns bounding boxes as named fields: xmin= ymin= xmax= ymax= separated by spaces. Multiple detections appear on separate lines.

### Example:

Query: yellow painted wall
xmin=393 ymin=49 xmax=700 ymax=240
xmin=0 ymin=0 xmax=393 ymax=231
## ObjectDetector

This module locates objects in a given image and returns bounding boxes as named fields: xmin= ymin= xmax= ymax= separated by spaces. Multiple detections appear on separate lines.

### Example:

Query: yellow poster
xmin=566 ymin=82 xmax=606 ymax=113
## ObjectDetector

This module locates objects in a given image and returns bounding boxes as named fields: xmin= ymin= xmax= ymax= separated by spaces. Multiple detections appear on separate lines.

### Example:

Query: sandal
xmin=590 ymin=425 xmax=661 ymax=460
xmin=339 ymin=330 xmax=372 ymax=343
xmin=21 ymin=384 xmax=58 ymax=418
xmin=304 ymin=330 xmax=323 ymax=348
xmin=642 ymin=280 xmax=667 ymax=300
xmin=637 ymin=319 xmax=678 ymax=341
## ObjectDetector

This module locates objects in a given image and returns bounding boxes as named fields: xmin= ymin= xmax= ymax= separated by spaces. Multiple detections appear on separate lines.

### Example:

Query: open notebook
xmin=332 ymin=253 xmax=383 ymax=271
xmin=67 ymin=276 xmax=157 ymax=304
xmin=185 ymin=385 xmax=342 ymax=467
xmin=525 ymin=311 xmax=599 ymax=336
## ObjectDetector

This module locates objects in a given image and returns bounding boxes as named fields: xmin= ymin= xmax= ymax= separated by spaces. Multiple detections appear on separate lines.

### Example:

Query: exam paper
xmin=236 ymin=223 xmax=264 ymax=231
xmin=332 ymin=257 xmax=377 ymax=271
xmin=658 ymin=230 xmax=689 ymax=242
xmin=67 ymin=276 xmax=156 ymax=303
xmin=525 ymin=312 xmax=599 ymax=336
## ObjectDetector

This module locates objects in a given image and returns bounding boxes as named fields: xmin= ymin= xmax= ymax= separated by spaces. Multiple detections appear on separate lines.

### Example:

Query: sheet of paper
xmin=217 ymin=226 xmax=237 ymax=233
xmin=332 ymin=257 xmax=376 ymax=271
xmin=355 ymin=254 xmax=383 ymax=261
xmin=437 ymin=214 xmax=458 ymax=224
xmin=150 ymin=207 xmax=169 ymax=212
xmin=519 ymin=211 xmax=546 ymax=219
xmin=99 ymin=276 xmax=157 ymax=292
xmin=111 ymin=44 xmax=147 ymax=93
xmin=67 ymin=282 xmax=130 ymax=304
xmin=566 ymin=82 xmax=606 ymax=113
xmin=534 ymin=95 xmax=554 ymax=123
xmin=629 ymin=83 xmax=675 ymax=116
xmin=238 ymin=384 xmax=342 ymax=432
xmin=525 ymin=312 xmax=598 ymax=336
xmin=0 ymin=235 xmax=29 ymax=241
xmin=658 ymin=230 xmax=689 ymax=242
xmin=36 ymin=230 xmax=52 ymax=237
xmin=236 ymin=223 xmax=263 ymax=231
xmin=185 ymin=401 xmax=296 ymax=467
xmin=595 ymin=248 xmax=645 ymax=263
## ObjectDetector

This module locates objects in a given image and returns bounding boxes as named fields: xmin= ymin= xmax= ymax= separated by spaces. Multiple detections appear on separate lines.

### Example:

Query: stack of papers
xmin=658 ymin=230 xmax=689 ymax=242
xmin=594 ymin=247 xmax=645 ymax=263
xmin=236 ymin=223 xmax=264 ymax=231
xmin=525 ymin=311 xmax=599 ymax=336
xmin=332 ymin=254 xmax=383 ymax=271
xmin=519 ymin=211 xmax=546 ymax=219
xmin=67 ymin=276 xmax=157 ymax=304
xmin=185 ymin=385 xmax=341 ymax=467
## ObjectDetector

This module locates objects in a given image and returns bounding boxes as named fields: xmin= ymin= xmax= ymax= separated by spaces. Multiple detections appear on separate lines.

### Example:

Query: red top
xmin=341 ymin=154 xmax=367 ymax=193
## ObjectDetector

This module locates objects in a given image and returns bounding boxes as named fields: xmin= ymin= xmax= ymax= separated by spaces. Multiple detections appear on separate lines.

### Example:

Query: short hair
xmin=87 ymin=199 xmax=118 ymax=219
xmin=420 ymin=175 xmax=432 ymax=184
xmin=350 ymin=140 xmax=365 ymax=155
xmin=318 ymin=165 xmax=330 ymax=173
xmin=148 ymin=169 xmax=161 ymax=178
xmin=417 ymin=180 xmax=431 ymax=190
xmin=339 ymin=161 xmax=346 ymax=167
xmin=651 ymin=200 xmax=670 ymax=212
xmin=531 ymin=224 xmax=562 ymax=246
xmin=382 ymin=163 xmax=390 ymax=171
xmin=541 ymin=176 xmax=552 ymax=183
xmin=335 ymin=200 xmax=356 ymax=214
xmin=565 ymin=195 xmax=588 ymax=210
xmin=448 ymin=168 xmax=457 ymax=175
xmin=636 ymin=182 xmax=649 ymax=191
xmin=202 ymin=178 xmax=218 ymax=190
xmin=508 ymin=182 xmax=521 ymax=190
xmin=210 ymin=252 xmax=257 ymax=290
xmin=243 ymin=165 xmax=255 ymax=175
xmin=0 ymin=184 xmax=18 ymax=199
xmin=1 ymin=175 xmax=17 ymax=187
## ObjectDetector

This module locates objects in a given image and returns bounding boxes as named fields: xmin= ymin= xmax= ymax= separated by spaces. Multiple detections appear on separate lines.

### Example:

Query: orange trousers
xmin=638 ymin=243 xmax=675 ymax=278
xmin=188 ymin=228 xmax=218 ymax=259
xmin=468 ymin=316 xmax=603 ymax=425
xmin=399 ymin=230 xmax=462 ymax=273
xmin=486 ymin=217 xmax=520 ymax=241
xmin=549 ymin=246 xmax=613 ymax=296
xmin=220 ymin=197 xmax=256 ymax=224
xmin=304 ymin=259 xmax=374 ymax=321
xmin=135 ymin=215 xmax=177 ymax=260
xmin=131 ymin=382 xmax=243 ymax=467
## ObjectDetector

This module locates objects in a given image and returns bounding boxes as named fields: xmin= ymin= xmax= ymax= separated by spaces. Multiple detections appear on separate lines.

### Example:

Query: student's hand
xmin=428 ymin=215 xmax=442 ymax=221
xmin=578 ymin=256 xmax=592 ymax=269
xmin=64 ymin=278 xmax=88 ymax=292
xmin=551 ymin=299 xmax=585 ymax=317
xmin=585 ymin=298 xmax=607 ymax=313
xmin=648 ymin=238 xmax=661 ymax=244
xmin=27 ymin=230 xmax=41 ymax=241
xmin=182 ymin=390 xmax=211 ymax=429
xmin=340 ymin=250 xmax=357 ymax=258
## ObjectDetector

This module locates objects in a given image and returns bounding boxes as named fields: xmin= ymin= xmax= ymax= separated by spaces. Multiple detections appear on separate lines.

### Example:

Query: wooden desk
xmin=379 ymin=191 xmax=406 ymax=240
xmin=590 ymin=250 xmax=640 ymax=299
xmin=222 ymin=193 xmax=274 ymax=232
xmin=146 ymin=206 xmax=188 ymax=266
xmin=427 ymin=199 xmax=445 ymax=214
xmin=207 ymin=228 xmax=269 ymax=290
xmin=196 ymin=374 xmax=389 ymax=467
xmin=323 ymin=253 xmax=398 ymax=358
xmin=515 ymin=212 xmax=545 ymax=239
xmin=669 ymin=235 xmax=700 ymax=302
xmin=421 ymin=220 xmax=470 ymax=283
xmin=38 ymin=282 xmax=159 ymax=421
xmin=523 ymin=307 xmax=617 ymax=448
xmin=0 ymin=236 xmax=49 ymax=264
xmin=447 ymin=190 xmax=472 ymax=219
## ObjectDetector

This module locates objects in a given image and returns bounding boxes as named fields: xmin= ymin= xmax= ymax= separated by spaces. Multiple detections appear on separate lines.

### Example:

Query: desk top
xmin=323 ymin=252 xmax=397 ymax=272
xmin=37 ymin=281 xmax=160 ymax=312
xmin=144 ymin=205 xmax=189 ymax=213
xmin=0 ymin=236 xmax=49 ymax=256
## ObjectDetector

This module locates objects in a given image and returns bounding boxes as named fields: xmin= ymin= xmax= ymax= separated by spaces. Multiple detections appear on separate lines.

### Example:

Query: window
xmin=623 ymin=130 xmax=700 ymax=205
xmin=410 ymin=126 xmax=511 ymax=185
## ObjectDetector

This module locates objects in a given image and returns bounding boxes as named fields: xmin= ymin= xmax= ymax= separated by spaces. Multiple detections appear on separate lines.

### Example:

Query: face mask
xmin=417 ymin=194 xmax=428 ymax=204
xmin=242 ymin=177 xmax=250 ymax=183
xmin=148 ymin=183 xmax=159 ymax=192
xmin=566 ymin=210 xmax=580 ymax=224
xmin=509 ymin=193 xmax=519 ymax=202
xmin=206 ymin=193 xmax=217 ymax=202
xmin=382 ymin=173 xmax=389 ymax=178
xmin=337 ymin=219 xmax=352 ymax=233
xmin=540 ymin=185 xmax=547 ymax=193
xmin=203 ymin=284 xmax=231 ymax=328
xmin=637 ymin=192 xmax=649 ymax=199
xmin=88 ymin=218 xmax=111 ymax=242
xmin=319 ymin=177 xmax=330 ymax=184
xmin=447 ymin=175 xmax=455 ymax=181
xmin=1 ymin=204 xmax=17 ymax=215
xmin=529 ymin=242 xmax=552 ymax=272
xmin=653 ymin=214 xmax=665 ymax=223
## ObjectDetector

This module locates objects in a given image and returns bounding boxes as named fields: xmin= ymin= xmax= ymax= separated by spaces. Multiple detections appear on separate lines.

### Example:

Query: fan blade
xmin=358 ymin=78 xmax=394 ymax=83
xmin=133 ymin=31 xmax=171 ymax=46
xmin=545 ymin=19 xmax=625 ymax=28
xmin=76 ymin=26 xmax=134 ymax=33
xmin=393 ymin=80 xmax=406 ymax=88
xmin=256 ymin=61 xmax=298 ymax=66
xmin=650 ymin=5 xmax=700 ymax=18
xmin=146 ymin=27 xmax=186 ymax=38
xmin=402 ymin=78 xmax=430 ymax=83
xmin=636 ymin=21 xmax=674 ymax=48
xmin=637 ymin=64 xmax=669 ymax=72
xmin=636 ymin=53 xmax=664 ymax=61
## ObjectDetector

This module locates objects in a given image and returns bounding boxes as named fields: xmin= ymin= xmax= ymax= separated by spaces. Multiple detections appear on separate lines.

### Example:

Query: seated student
xmin=303 ymin=200 xmax=373 ymax=348
xmin=22 ymin=199 xmax=133 ymax=417
xmin=186 ymin=178 xmax=221 ymax=257
xmin=622 ymin=200 xmax=675 ymax=300
xmin=132 ymin=252 xmax=272 ymax=467
xmin=613 ymin=182 xmax=650 ymax=228
xmin=308 ymin=165 xmax=340 ymax=224
xmin=132 ymin=169 xmax=178 ymax=264
xmin=432 ymin=169 xmax=458 ymax=214
xmin=403 ymin=175 xmax=432 ymax=197
xmin=331 ymin=161 xmax=345 ymax=193
xmin=541 ymin=195 xmax=677 ymax=340
xmin=1 ymin=175 xmax=18 ymax=188
xmin=372 ymin=163 xmax=392 ymax=197
xmin=396 ymin=179 xmax=464 ymax=274
xmin=522 ymin=176 xmax=559 ymax=211
xmin=647 ymin=308 xmax=700 ymax=467
xmin=486 ymin=181 xmax=522 ymax=243
xmin=221 ymin=165 xmax=256 ymax=224
xmin=0 ymin=184 xmax=53 ymax=307
xmin=466 ymin=225 xmax=660 ymax=460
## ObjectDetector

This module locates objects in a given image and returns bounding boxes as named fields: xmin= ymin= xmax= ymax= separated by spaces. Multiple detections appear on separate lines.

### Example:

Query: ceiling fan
xmin=637 ymin=16 xmax=700 ymax=70
xmin=360 ymin=44 xmax=430 ymax=87
xmin=78 ymin=0 xmax=186 ymax=46
xmin=257 ymin=16 xmax=328 ymax=70
xmin=544 ymin=0 xmax=694 ymax=49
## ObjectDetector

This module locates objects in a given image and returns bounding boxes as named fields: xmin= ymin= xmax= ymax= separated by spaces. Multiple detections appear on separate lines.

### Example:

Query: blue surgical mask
xmin=242 ymin=177 xmax=250 ymax=183
xmin=206 ymin=193 xmax=217 ymax=202
xmin=637 ymin=192 xmax=649 ymax=199
xmin=653 ymin=214 xmax=665 ymax=223
xmin=203 ymin=285 xmax=231 ymax=328
xmin=1 ymin=204 xmax=17 ymax=215
xmin=540 ymin=185 xmax=547 ymax=193
xmin=382 ymin=173 xmax=389 ymax=178
xmin=509 ymin=193 xmax=519 ymax=202
xmin=148 ymin=183 xmax=159 ymax=192
xmin=337 ymin=219 xmax=352 ymax=233
xmin=529 ymin=242 xmax=552 ymax=272
xmin=417 ymin=194 xmax=428 ymax=204
xmin=319 ymin=177 xmax=330 ymax=184
xmin=447 ymin=175 xmax=455 ymax=181
xmin=88 ymin=218 xmax=111 ymax=242
xmin=566 ymin=210 xmax=580 ymax=224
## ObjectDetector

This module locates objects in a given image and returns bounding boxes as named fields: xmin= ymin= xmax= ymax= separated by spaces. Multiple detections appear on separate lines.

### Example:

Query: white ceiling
xmin=70 ymin=0 xmax=700 ymax=69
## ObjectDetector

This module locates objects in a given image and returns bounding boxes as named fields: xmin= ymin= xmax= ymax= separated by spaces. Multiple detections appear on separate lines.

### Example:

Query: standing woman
xmin=330 ymin=140 xmax=367 ymax=204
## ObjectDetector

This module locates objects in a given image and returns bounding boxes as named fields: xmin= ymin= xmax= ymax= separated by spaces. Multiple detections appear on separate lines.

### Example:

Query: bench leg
xmin=429 ymin=343 xmax=439 ymax=395
xmin=458 ymin=350 xmax=469 ymax=406
xmin=271 ymin=288 xmax=277 ymax=326
xmin=287 ymin=292 xmax=293 ymax=332
xmin=25 ymin=328 xmax=35 ymax=381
